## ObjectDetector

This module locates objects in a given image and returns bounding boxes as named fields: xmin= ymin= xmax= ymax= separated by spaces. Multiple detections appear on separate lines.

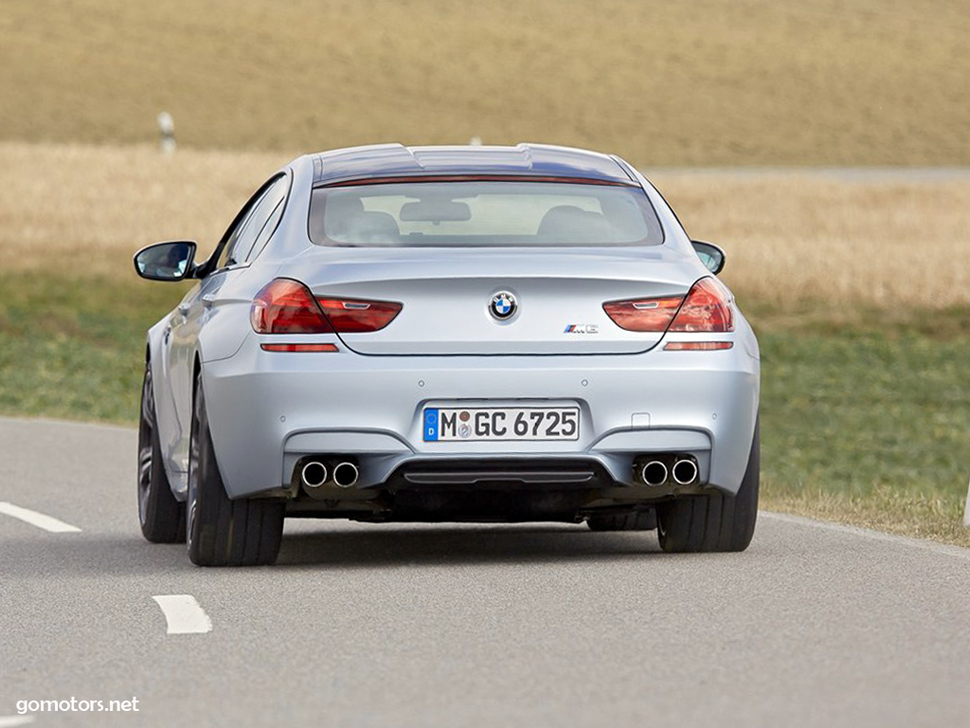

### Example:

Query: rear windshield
xmin=308 ymin=180 xmax=663 ymax=247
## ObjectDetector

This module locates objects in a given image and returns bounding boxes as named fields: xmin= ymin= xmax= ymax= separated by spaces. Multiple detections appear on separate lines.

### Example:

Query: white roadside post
xmin=157 ymin=112 xmax=176 ymax=154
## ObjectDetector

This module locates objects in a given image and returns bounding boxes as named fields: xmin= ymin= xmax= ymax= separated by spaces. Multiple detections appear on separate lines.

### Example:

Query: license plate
xmin=423 ymin=407 xmax=580 ymax=442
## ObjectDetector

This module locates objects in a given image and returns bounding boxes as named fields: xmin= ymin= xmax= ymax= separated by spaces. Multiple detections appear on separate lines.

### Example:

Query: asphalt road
xmin=2 ymin=416 xmax=969 ymax=728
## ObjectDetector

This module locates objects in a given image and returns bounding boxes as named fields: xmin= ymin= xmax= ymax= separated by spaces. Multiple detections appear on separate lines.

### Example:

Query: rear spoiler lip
xmin=315 ymin=173 xmax=641 ymax=189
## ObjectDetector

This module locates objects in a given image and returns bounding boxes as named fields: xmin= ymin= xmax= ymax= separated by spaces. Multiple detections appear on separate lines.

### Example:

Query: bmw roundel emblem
xmin=489 ymin=291 xmax=517 ymax=320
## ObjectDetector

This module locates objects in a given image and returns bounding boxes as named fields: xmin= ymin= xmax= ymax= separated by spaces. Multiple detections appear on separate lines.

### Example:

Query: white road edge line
xmin=0 ymin=501 xmax=81 ymax=533
xmin=152 ymin=595 xmax=213 ymax=635
xmin=0 ymin=716 xmax=37 ymax=727
xmin=759 ymin=510 xmax=970 ymax=562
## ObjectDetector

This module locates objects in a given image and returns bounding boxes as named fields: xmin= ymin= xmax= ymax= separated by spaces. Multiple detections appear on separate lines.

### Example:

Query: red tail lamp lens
xmin=316 ymin=298 xmax=402 ymax=333
xmin=251 ymin=279 xmax=333 ymax=334
xmin=603 ymin=295 xmax=685 ymax=332
xmin=668 ymin=278 xmax=734 ymax=332
xmin=252 ymin=279 xmax=402 ymax=334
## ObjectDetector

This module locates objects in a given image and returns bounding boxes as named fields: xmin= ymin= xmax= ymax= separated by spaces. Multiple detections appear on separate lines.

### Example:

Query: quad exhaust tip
xmin=301 ymin=461 xmax=328 ymax=489
xmin=640 ymin=460 xmax=668 ymax=487
xmin=332 ymin=461 xmax=360 ymax=488
xmin=672 ymin=458 xmax=698 ymax=485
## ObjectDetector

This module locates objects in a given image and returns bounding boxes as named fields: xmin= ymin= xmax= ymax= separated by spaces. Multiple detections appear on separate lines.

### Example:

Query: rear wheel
xmin=657 ymin=419 xmax=759 ymax=553
xmin=186 ymin=374 xmax=284 ymax=566
xmin=137 ymin=361 xmax=185 ymax=543
xmin=586 ymin=509 xmax=657 ymax=531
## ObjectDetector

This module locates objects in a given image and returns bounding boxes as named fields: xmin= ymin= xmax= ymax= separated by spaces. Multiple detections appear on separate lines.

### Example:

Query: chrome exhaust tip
xmin=300 ymin=461 xmax=328 ymax=489
xmin=332 ymin=461 xmax=359 ymax=488
xmin=672 ymin=458 xmax=698 ymax=485
xmin=640 ymin=460 xmax=668 ymax=487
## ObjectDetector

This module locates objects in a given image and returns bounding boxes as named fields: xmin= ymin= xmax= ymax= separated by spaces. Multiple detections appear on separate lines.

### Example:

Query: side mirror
xmin=133 ymin=241 xmax=197 ymax=281
xmin=690 ymin=240 xmax=726 ymax=275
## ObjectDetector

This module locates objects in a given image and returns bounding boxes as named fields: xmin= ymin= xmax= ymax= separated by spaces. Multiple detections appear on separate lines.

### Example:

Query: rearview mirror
xmin=133 ymin=241 xmax=197 ymax=281
xmin=399 ymin=200 xmax=472 ymax=223
xmin=690 ymin=240 xmax=726 ymax=275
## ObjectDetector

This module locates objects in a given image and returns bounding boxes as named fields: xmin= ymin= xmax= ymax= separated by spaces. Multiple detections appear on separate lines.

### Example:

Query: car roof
xmin=309 ymin=143 xmax=637 ymax=186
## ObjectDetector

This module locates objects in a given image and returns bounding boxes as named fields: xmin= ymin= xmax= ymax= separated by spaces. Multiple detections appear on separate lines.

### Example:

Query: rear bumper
xmin=202 ymin=327 xmax=759 ymax=500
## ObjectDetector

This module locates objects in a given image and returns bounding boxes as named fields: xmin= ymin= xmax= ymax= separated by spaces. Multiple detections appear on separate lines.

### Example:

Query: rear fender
xmin=146 ymin=318 xmax=187 ymax=500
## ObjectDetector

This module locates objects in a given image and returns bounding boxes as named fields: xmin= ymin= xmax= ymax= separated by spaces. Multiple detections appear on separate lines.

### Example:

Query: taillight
xmin=603 ymin=278 xmax=734 ymax=334
xmin=251 ymin=278 xmax=402 ymax=334
xmin=603 ymin=295 xmax=685 ymax=332
xmin=316 ymin=298 xmax=402 ymax=333
xmin=251 ymin=279 xmax=333 ymax=334
xmin=668 ymin=278 xmax=734 ymax=332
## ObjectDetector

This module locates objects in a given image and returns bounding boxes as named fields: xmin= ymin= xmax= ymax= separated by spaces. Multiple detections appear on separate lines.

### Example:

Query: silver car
xmin=134 ymin=143 xmax=760 ymax=566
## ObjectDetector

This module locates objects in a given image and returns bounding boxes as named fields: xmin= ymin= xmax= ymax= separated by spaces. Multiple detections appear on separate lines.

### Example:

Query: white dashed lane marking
xmin=0 ymin=501 xmax=81 ymax=533
xmin=0 ymin=716 xmax=37 ymax=727
xmin=152 ymin=595 xmax=213 ymax=635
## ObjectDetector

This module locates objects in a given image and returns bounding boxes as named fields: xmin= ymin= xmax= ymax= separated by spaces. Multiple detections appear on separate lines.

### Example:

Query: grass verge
xmin=758 ymin=326 xmax=970 ymax=547
xmin=2 ymin=273 xmax=968 ymax=547
xmin=0 ymin=274 xmax=188 ymax=422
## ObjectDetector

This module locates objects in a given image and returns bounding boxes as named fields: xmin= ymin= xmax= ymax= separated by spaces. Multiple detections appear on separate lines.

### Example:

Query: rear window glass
xmin=308 ymin=181 xmax=663 ymax=247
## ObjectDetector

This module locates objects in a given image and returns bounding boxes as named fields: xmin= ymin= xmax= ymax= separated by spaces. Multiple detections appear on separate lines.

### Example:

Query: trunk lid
xmin=285 ymin=247 xmax=698 ymax=356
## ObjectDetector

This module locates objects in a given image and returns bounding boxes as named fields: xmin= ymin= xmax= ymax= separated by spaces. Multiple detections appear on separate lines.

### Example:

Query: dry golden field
xmin=3 ymin=141 xmax=968 ymax=313
xmin=2 ymin=0 xmax=969 ymax=165
xmin=0 ymin=142 xmax=287 ymax=277
xmin=656 ymin=171 xmax=970 ymax=312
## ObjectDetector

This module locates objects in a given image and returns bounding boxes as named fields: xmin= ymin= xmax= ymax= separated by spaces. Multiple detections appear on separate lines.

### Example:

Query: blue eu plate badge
xmin=423 ymin=408 xmax=440 ymax=442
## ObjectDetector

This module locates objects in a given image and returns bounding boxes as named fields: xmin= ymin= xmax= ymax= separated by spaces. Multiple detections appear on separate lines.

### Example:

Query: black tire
xmin=138 ymin=361 xmax=186 ymax=543
xmin=186 ymin=374 xmax=284 ymax=566
xmin=657 ymin=419 xmax=759 ymax=553
xmin=586 ymin=509 xmax=657 ymax=531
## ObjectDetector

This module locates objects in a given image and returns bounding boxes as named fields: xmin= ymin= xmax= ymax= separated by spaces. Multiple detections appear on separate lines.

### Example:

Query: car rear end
xmin=200 ymin=159 xmax=760 ymax=526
